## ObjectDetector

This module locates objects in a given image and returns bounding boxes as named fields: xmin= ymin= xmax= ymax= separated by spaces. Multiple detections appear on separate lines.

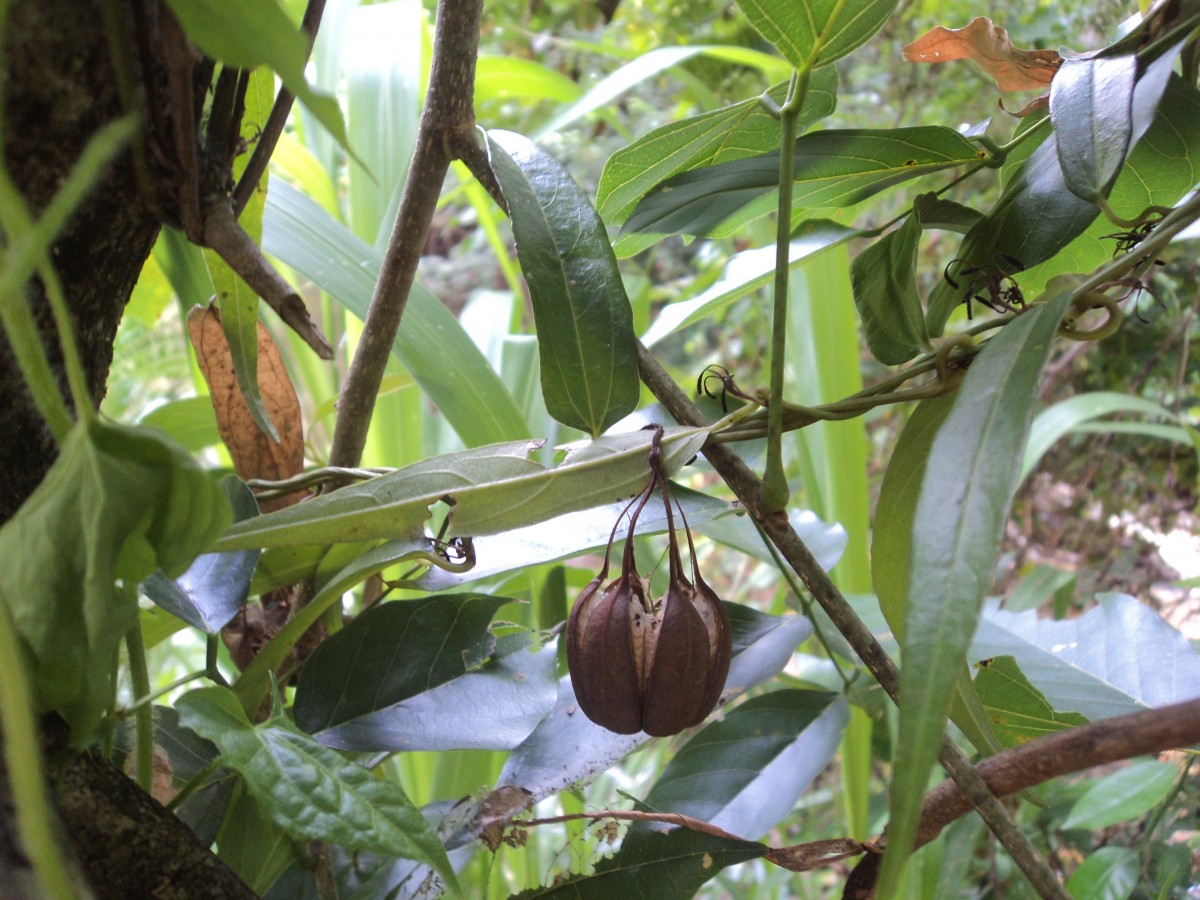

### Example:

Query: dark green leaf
xmin=733 ymin=0 xmax=898 ymax=69
xmin=494 ymin=604 xmax=812 ymax=804
xmin=973 ymin=656 xmax=1088 ymax=748
xmin=0 ymin=420 xmax=230 ymax=741
xmin=212 ymin=426 xmax=709 ymax=550
xmin=912 ymin=193 xmax=982 ymax=234
xmin=263 ymin=178 xmax=529 ymax=447
xmin=487 ymin=130 xmax=639 ymax=437
xmin=141 ymin=477 xmax=260 ymax=633
xmin=1062 ymin=760 xmax=1178 ymax=830
xmin=515 ymin=819 xmax=764 ymax=898
xmin=293 ymin=596 xmax=559 ymax=752
xmin=597 ymin=70 xmax=838 ymax=225
xmin=1064 ymin=847 xmax=1138 ymax=900
xmin=851 ymin=210 xmax=929 ymax=365
xmin=217 ymin=786 xmax=297 ymax=896
xmin=621 ymin=127 xmax=986 ymax=246
xmin=1050 ymin=55 xmax=1138 ymax=202
xmin=163 ymin=0 xmax=355 ymax=166
xmin=1017 ymin=69 xmax=1200 ymax=296
xmin=641 ymin=690 xmax=846 ymax=839
xmin=881 ymin=293 xmax=1071 ymax=890
xmin=971 ymin=593 xmax=1200 ymax=719
xmin=177 ymin=686 xmax=459 ymax=891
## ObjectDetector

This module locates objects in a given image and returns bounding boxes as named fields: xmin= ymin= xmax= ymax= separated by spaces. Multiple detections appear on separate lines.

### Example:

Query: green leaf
xmin=293 ymin=596 xmax=558 ymax=752
xmin=597 ymin=69 xmax=838 ymax=226
xmin=263 ymin=178 xmax=529 ymax=447
xmin=1062 ymin=760 xmax=1178 ymax=830
xmin=217 ymin=787 xmax=296 ymax=896
xmin=850 ymin=210 xmax=929 ymax=365
xmin=516 ymin=818 xmax=764 ymax=898
xmin=0 ymin=420 xmax=230 ymax=741
xmin=495 ymin=604 xmax=812 ymax=804
xmin=642 ymin=219 xmax=859 ymax=342
xmin=1050 ymin=55 xmax=1138 ymax=202
xmin=536 ymin=45 xmax=795 ymax=141
xmin=476 ymin=55 xmax=583 ymax=106
xmin=487 ymin=130 xmax=639 ymax=437
xmin=1065 ymin=846 xmax=1138 ymax=900
xmin=971 ymin=593 xmax=1200 ymax=719
xmin=141 ymin=478 xmax=260 ymax=633
xmin=163 ymin=0 xmax=356 ymax=166
xmin=912 ymin=193 xmax=983 ymax=234
xmin=138 ymin=397 xmax=221 ymax=452
xmin=881 ymin=293 xmax=1071 ymax=892
xmin=415 ymin=484 xmax=730 ymax=591
xmin=641 ymin=690 xmax=846 ymax=839
xmin=973 ymin=656 xmax=1089 ymax=748
xmin=212 ymin=425 xmax=709 ymax=551
xmin=1021 ymin=391 xmax=1191 ymax=483
xmin=176 ymin=686 xmax=459 ymax=892
xmin=620 ymin=127 xmax=986 ymax=248
xmin=733 ymin=0 xmax=898 ymax=69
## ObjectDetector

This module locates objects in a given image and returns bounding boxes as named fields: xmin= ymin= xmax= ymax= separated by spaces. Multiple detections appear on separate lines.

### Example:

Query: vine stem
xmin=125 ymin=622 xmax=154 ymax=794
xmin=760 ymin=69 xmax=809 ymax=513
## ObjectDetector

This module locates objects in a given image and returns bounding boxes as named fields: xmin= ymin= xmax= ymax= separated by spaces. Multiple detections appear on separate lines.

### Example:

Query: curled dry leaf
xmin=903 ymin=17 xmax=1062 ymax=93
xmin=187 ymin=304 xmax=305 ymax=512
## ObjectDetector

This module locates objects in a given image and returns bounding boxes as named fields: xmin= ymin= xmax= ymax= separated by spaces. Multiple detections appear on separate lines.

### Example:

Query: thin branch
xmin=202 ymin=197 xmax=333 ymax=358
xmin=328 ymin=0 xmax=485 ymax=469
xmin=231 ymin=0 xmax=327 ymax=217
xmin=636 ymin=342 xmax=1068 ymax=898
xmin=160 ymin=7 xmax=203 ymax=242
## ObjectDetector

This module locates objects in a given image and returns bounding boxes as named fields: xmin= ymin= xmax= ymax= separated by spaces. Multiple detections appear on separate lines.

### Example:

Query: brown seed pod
xmin=565 ymin=427 xmax=731 ymax=737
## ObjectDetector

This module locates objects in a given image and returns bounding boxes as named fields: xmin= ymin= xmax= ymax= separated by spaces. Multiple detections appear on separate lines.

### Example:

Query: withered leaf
xmin=903 ymin=17 xmax=1062 ymax=92
xmin=187 ymin=304 xmax=305 ymax=512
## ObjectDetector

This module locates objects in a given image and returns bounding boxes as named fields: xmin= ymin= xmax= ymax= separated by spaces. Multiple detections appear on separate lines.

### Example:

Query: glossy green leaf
xmin=881 ymin=293 xmax=1070 ymax=892
xmin=487 ymin=130 xmax=639 ymax=437
xmin=598 ymin=68 xmax=838 ymax=226
xmin=926 ymin=62 xmax=1189 ymax=333
xmin=641 ymin=690 xmax=846 ymax=839
xmin=516 ymin=820 xmax=763 ymax=898
xmin=1022 ymin=391 xmax=1192 ymax=483
xmin=535 ymin=45 xmax=792 ymax=140
xmin=213 ymin=425 xmax=708 ymax=550
xmin=294 ymin=595 xmax=558 ymax=751
xmin=733 ymin=0 xmax=898 ymax=69
xmin=1062 ymin=760 xmax=1178 ymax=830
xmin=163 ymin=0 xmax=355 ymax=165
xmin=0 ymin=419 xmax=230 ymax=741
xmin=141 ymin=478 xmax=260 ymax=633
xmin=176 ymin=686 xmax=459 ymax=891
xmin=641 ymin=220 xmax=859 ymax=343
xmin=494 ymin=604 xmax=812 ymax=804
xmin=262 ymin=178 xmax=529 ymax=447
xmin=973 ymin=656 xmax=1088 ymax=748
xmin=1065 ymin=847 xmax=1138 ymax=900
xmin=971 ymin=593 xmax=1200 ymax=720
xmin=1050 ymin=55 xmax=1138 ymax=202
xmin=620 ymin=127 xmax=986 ymax=248
xmin=850 ymin=210 xmax=929 ymax=364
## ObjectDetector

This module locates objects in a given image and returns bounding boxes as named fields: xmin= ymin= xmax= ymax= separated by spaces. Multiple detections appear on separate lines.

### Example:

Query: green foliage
xmin=973 ymin=656 xmax=1089 ymax=747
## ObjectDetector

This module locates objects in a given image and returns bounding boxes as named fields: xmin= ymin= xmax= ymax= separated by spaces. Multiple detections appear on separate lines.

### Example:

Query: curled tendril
xmin=934 ymin=334 xmax=975 ymax=384
xmin=696 ymin=365 xmax=759 ymax=412
xmin=944 ymin=254 xmax=1026 ymax=319
xmin=1058 ymin=290 xmax=1124 ymax=341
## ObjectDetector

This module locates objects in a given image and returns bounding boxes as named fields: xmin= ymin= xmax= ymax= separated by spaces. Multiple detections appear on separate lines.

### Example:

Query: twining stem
xmin=760 ymin=69 xmax=809 ymax=513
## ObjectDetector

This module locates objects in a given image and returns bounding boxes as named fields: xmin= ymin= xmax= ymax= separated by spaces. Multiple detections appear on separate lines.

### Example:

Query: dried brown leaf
xmin=187 ymin=304 xmax=305 ymax=512
xmin=903 ymin=17 xmax=1063 ymax=92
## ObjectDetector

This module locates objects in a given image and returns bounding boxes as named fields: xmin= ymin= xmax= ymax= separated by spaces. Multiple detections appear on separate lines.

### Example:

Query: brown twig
xmin=202 ymin=197 xmax=333 ymax=359
xmin=160 ymin=7 xmax=202 ymax=241
xmin=231 ymin=0 xmax=327 ymax=217
xmin=636 ymin=342 xmax=1069 ymax=899
xmin=327 ymin=0 xmax=486 ymax=468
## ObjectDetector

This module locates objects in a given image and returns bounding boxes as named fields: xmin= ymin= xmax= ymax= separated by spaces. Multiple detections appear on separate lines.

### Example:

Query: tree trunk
xmin=0 ymin=1 xmax=253 ymax=896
